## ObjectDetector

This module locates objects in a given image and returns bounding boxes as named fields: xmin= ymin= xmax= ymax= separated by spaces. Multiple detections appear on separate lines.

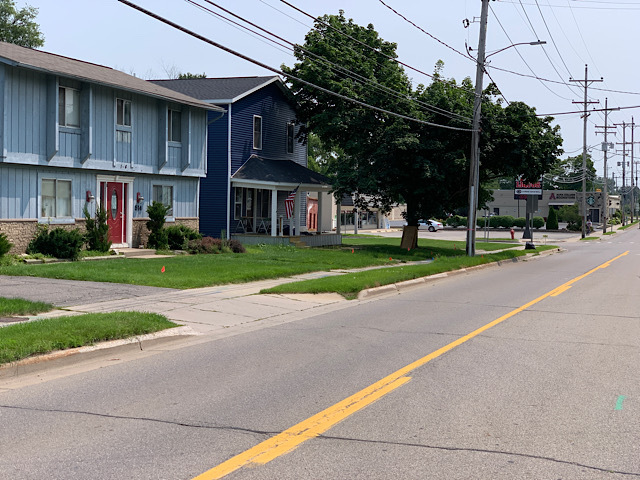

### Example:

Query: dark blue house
xmin=152 ymin=76 xmax=334 ymax=245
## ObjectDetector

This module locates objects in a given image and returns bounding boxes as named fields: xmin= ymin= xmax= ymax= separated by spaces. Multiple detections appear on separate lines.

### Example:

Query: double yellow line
xmin=194 ymin=251 xmax=629 ymax=479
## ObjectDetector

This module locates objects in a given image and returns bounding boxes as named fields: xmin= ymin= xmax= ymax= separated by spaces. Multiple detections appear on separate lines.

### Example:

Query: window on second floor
xmin=286 ymin=122 xmax=295 ymax=154
xmin=168 ymin=109 xmax=182 ymax=142
xmin=116 ymin=98 xmax=132 ymax=127
xmin=41 ymin=178 xmax=72 ymax=218
xmin=58 ymin=87 xmax=80 ymax=128
xmin=253 ymin=115 xmax=262 ymax=150
xmin=153 ymin=185 xmax=174 ymax=217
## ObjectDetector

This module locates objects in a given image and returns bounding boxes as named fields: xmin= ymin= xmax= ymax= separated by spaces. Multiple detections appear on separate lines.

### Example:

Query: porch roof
xmin=231 ymin=156 xmax=332 ymax=191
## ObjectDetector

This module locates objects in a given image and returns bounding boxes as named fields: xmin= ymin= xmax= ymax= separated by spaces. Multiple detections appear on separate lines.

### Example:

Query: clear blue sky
xmin=25 ymin=0 xmax=640 ymax=183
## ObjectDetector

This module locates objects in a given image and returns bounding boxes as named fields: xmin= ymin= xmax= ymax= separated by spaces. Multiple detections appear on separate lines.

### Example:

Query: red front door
xmin=105 ymin=182 xmax=126 ymax=244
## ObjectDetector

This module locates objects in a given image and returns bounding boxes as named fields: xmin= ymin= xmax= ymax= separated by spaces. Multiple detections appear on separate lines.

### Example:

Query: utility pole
xmin=632 ymin=118 xmax=635 ymax=223
xmin=595 ymin=98 xmax=618 ymax=233
xmin=615 ymin=121 xmax=629 ymax=225
xmin=465 ymin=0 xmax=489 ymax=257
xmin=570 ymin=65 xmax=602 ymax=238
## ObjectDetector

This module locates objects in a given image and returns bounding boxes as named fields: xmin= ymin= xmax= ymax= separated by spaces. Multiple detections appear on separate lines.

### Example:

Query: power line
xmin=377 ymin=0 xmax=472 ymax=62
xmin=533 ymin=0 xmax=573 ymax=77
xmin=489 ymin=4 xmax=572 ymax=101
xmin=193 ymin=0 xmax=472 ymax=123
xmin=119 ymin=0 xmax=476 ymax=133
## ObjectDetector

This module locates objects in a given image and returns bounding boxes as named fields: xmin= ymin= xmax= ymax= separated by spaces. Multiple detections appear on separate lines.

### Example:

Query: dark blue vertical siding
xmin=199 ymin=106 xmax=230 ymax=237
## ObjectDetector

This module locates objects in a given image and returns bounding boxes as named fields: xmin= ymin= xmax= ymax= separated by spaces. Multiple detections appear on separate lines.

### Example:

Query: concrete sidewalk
xmin=2 ymin=226 xmax=626 ymax=380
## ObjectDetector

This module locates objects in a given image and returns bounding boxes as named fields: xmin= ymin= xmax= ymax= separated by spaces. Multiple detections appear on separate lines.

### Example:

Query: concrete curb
xmin=357 ymin=247 xmax=562 ymax=300
xmin=0 ymin=326 xmax=198 ymax=379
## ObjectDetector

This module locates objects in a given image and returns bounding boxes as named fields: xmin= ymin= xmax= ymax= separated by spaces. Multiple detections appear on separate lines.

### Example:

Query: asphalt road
xmin=0 ymin=230 xmax=638 ymax=479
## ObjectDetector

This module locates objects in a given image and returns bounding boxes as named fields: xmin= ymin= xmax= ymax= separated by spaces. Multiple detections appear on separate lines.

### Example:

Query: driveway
xmin=0 ymin=276 xmax=178 ymax=307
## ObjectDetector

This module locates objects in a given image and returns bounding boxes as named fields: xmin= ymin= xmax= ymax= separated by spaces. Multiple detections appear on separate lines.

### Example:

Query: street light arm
xmin=484 ymin=40 xmax=546 ymax=59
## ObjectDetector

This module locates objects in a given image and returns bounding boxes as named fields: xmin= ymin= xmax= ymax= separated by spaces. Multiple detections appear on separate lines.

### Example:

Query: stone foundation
xmin=0 ymin=219 xmax=88 ymax=254
xmin=1 ymin=217 xmax=198 ymax=253
xmin=132 ymin=217 xmax=199 ymax=248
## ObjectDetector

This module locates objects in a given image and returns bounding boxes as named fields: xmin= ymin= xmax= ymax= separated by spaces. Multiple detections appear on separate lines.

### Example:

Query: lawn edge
xmin=358 ymin=247 xmax=562 ymax=300
xmin=0 ymin=325 xmax=198 ymax=379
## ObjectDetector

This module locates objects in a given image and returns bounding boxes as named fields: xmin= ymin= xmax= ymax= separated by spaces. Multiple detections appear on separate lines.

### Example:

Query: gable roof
xmin=150 ymin=76 xmax=287 ymax=104
xmin=0 ymin=42 xmax=223 ymax=112
xmin=232 ymin=155 xmax=330 ymax=190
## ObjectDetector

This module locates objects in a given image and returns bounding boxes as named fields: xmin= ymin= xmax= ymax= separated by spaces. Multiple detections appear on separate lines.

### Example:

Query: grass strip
xmin=261 ymin=249 xmax=531 ymax=299
xmin=0 ymin=311 xmax=177 ymax=364
xmin=618 ymin=221 xmax=639 ymax=230
xmin=0 ymin=297 xmax=53 ymax=316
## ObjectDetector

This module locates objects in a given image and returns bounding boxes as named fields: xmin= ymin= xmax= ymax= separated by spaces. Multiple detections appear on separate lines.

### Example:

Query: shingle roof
xmin=0 ymin=42 xmax=223 ymax=112
xmin=232 ymin=156 xmax=330 ymax=187
xmin=150 ymin=76 xmax=283 ymax=103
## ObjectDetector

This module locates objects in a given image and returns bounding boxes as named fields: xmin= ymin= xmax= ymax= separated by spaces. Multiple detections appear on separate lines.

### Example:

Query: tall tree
xmin=0 ymin=0 xmax=43 ymax=48
xmin=283 ymin=12 xmax=563 ymax=234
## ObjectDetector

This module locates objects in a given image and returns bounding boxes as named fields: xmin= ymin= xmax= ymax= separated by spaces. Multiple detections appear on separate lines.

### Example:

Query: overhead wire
xmin=489 ymin=3 xmax=572 ymax=101
xmin=193 ymin=0 xmax=473 ymax=123
xmin=377 ymin=0 xmax=473 ymax=63
xmin=118 ymin=0 xmax=476 ymax=132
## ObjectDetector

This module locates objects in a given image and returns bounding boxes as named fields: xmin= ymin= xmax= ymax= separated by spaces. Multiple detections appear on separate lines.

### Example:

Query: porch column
xmin=294 ymin=190 xmax=301 ymax=235
xmin=271 ymin=188 xmax=278 ymax=237
xmin=336 ymin=199 xmax=341 ymax=235
xmin=317 ymin=191 xmax=323 ymax=233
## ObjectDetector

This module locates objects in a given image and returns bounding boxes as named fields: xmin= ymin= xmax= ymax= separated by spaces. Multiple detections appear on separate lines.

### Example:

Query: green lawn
xmin=0 ymin=297 xmax=53 ymax=316
xmin=0 ymin=312 xmax=177 ymax=364
xmin=261 ymin=248 xmax=546 ymax=299
xmin=0 ymin=236 xmax=524 ymax=290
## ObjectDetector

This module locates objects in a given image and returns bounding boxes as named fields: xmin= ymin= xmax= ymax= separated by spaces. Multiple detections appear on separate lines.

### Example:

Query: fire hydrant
xmin=510 ymin=228 xmax=515 ymax=240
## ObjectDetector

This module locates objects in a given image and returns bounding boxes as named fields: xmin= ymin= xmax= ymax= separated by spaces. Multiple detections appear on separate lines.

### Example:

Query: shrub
xmin=166 ymin=225 xmax=202 ymax=250
xmin=228 ymin=239 xmax=246 ymax=253
xmin=446 ymin=215 xmax=466 ymax=228
xmin=188 ymin=236 xmax=224 ymax=254
xmin=557 ymin=204 xmax=581 ymax=224
xmin=0 ymin=232 xmax=13 ymax=257
xmin=513 ymin=217 xmax=526 ymax=228
xmin=546 ymin=207 xmax=559 ymax=230
xmin=532 ymin=216 xmax=545 ymax=229
xmin=187 ymin=237 xmax=246 ymax=254
xmin=146 ymin=201 xmax=169 ymax=250
xmin=27 ymin=225 xmax=84 ymax=260
xmin=84 ymin=206 xmax=111 ymax=252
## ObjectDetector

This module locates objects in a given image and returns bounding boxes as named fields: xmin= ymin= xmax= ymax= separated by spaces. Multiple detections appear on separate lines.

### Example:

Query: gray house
xmin=0 ymin=42 xmax=223 ymax=252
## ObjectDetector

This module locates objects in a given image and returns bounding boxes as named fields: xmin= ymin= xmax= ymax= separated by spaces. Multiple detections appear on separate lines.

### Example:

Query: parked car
xmin=419 ymin=219 xmax=443 ymax=232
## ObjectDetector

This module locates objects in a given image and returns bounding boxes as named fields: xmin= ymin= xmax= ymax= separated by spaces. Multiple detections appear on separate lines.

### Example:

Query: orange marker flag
xmin=161 ymin=266 xmax=165 ymax=273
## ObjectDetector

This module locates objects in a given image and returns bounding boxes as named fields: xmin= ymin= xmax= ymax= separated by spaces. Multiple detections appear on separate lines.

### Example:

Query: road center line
xmin=193 ymin=251 xmax=629 ymax=480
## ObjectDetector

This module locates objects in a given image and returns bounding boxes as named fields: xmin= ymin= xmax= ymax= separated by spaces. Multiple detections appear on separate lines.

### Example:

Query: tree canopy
xmin=0 ymin=0 xmax=43 ymax=48
xmin=544 ymin=154 xmax=597 ymax=191
xmin=282 ymin=11 xmax=563 ymax=228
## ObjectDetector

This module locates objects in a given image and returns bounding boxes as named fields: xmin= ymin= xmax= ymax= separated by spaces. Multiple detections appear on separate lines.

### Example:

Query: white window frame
xmin=253 ymin=115 xmax=262 ymax=150
xmin=152 ymin=184 xmax=174 ymax=218
xmin=116 ymin=98 xmax=132 ymax=127
xmin=59 ymin=86 xmax=80 ymax=128
xmin=168 ymin=109 xmax=182 ymax=143
xmin=39 ymin=177 xmax=74 ymax=222
xmin=286 ymin=122 xmax=295 ymax=154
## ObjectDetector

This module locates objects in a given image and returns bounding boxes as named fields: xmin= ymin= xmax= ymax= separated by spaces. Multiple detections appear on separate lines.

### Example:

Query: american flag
xmin=285 ymin=187 xmax=298 ymax=218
